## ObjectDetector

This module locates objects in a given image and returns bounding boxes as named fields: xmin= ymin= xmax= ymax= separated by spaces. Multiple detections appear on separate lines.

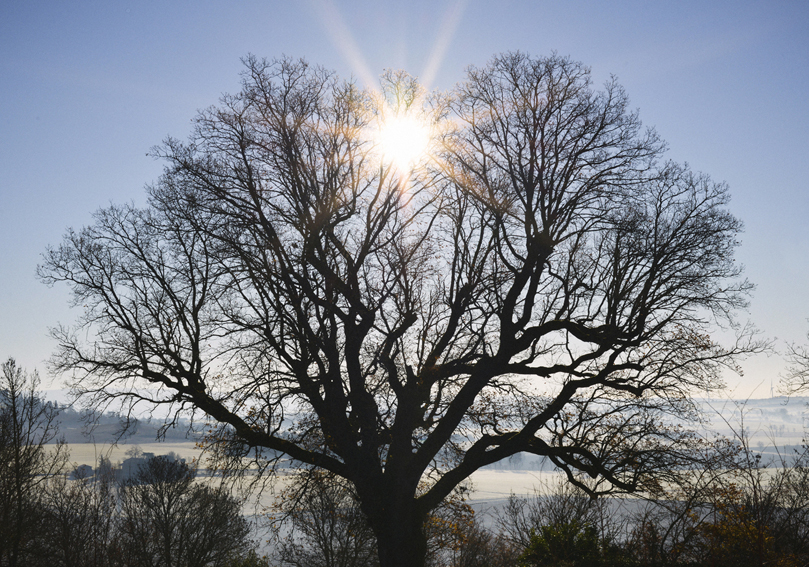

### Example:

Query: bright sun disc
xmin=376 ymin=114 xmax=431 ymax=173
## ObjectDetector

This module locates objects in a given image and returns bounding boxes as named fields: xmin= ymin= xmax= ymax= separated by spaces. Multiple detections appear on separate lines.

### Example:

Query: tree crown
xmin=40 ymin=55 xmax=760 ymax=557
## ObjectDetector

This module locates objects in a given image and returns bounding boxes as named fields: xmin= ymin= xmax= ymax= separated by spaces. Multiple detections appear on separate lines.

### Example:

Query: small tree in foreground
xmin=40 ymin=467 xmax=117 ymax=567
xmin=0 ymin=359 xmax=67 ymax=567
xmin=271 ymin=469 xmax=474 ymax=567
xmin=117 ymin=456 xmax=251 ymax=567
xmin=273 ymin=472 xmax=380 ymax=567
xmin=40 ymin=52 xmax=761 ymax=567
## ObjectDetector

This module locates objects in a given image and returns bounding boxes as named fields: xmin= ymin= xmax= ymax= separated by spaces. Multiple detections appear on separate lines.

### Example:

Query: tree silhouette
xmin=40 ymin=53 xmax=761 ymax=567
xmin=117 ymin=456 xmax=250 ymax=567
xmin=0 ymin=359 xmax=67 ymax=567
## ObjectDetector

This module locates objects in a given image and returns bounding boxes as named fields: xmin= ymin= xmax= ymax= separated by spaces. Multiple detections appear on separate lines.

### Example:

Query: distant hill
xmin=51 ymin=403 xmax=197 ymax=445
xmin=45 ymin=390 xmax=809 ymax=469
xmin=695 ymin=396 xmax=809 ymax=434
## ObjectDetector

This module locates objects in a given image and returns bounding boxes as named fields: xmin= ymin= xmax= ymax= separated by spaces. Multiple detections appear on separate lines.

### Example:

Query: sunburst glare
xmin=375 ymin=112 xmax=433 ymax=175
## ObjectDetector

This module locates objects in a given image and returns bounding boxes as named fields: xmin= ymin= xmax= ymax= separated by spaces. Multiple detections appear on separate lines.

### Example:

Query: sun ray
xmin=308 ymin=0 xmax=377 ymax=88
xmin=420 ymin=0 xmax=469 ymax=90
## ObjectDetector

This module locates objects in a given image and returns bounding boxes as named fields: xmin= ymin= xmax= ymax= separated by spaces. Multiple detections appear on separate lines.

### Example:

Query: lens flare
xmin=376 ymin=113 xmax=432 ymax=174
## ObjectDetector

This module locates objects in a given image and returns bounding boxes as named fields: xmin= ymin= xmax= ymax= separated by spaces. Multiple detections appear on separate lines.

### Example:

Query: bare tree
xmin=40 ymin=467 xmax=117 ymax=567
xmin=116 ymin=456 xmax=251 ymax=567
xmin=782 ymin=329 xmax=809 ymax=394
xmin=496 ymin=478 xmax=610 ymax=553
xmin=40 ymin=52 xmax=761 ymax=567
xmin=0 ymin=359 xmax=67 ymax=567
xmin=448 ymin=521 xmax=518 ymax=567
xmin=273 ymin=472 xmax=380 ymax=567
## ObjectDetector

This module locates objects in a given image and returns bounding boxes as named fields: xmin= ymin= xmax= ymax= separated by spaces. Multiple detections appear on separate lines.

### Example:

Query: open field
xmin=66 ymin=441 xmax=205 ymax=469
xmin=64 ymin=441 xmax=567 ymax=502
xmin=60 ymin=395 xmax=809 ymax=525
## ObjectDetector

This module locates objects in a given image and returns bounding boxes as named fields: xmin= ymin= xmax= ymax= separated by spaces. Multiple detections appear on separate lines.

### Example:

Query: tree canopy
xmin=40 ymin=52 xmax=760 ymax=567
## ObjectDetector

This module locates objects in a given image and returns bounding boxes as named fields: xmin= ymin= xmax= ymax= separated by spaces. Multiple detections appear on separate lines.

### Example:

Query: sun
xmin=375 ymin=112 xmax=433 ymax=175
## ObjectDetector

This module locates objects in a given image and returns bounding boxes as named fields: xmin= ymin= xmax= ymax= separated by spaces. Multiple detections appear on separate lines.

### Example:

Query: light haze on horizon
xmin=1 ymin=0 xmax=807 ymax=398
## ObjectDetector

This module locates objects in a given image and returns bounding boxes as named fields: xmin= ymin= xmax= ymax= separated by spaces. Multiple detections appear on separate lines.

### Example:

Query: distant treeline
xmin=51 ymin=403 xmax=197 ymax=445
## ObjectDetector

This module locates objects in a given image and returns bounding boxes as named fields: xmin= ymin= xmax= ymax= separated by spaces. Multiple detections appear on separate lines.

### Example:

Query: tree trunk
xmin=374 ymin=512 xmax=428 ymax=567
xmin=362 ymin=482 xmax=429 ymax=567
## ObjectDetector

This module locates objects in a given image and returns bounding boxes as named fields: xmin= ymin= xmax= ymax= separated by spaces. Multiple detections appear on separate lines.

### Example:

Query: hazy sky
xmin=1 ymin=0 xmax=807 ymax=397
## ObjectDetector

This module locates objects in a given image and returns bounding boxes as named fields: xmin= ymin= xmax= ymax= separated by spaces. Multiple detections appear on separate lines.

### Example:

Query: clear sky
xmin=1 ymin=0 xmax=807 ymax=397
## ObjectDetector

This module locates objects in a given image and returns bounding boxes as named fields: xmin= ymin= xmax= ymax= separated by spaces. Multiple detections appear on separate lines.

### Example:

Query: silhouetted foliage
xmin=448 ymin=521 xmax=519 ymax=567
xmin=271 ymin=470 xmax=475 ymax=567
xmin=3 ymin=392 xmax=809 ymax=566
xmin=273 ymin=472 xmax=379 ymax=567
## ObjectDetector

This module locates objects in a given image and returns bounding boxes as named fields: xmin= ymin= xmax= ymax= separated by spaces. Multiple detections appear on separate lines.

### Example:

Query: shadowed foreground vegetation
xmin=0 ymin=358 xmax=253 ymax=567
xmin=267 ymin=438 xmax=809 ymax=567
xmin=5 ymin=356 xmax=809 ymax=566
xmin=7 ymin=439 xmax=809 ymax=567
xmin=6 ymin=356 xmax=809 ymax=566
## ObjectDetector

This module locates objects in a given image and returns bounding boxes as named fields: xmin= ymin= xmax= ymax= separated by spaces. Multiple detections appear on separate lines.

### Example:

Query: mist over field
xmin=54 ymin=395 xmax=809 ymax=502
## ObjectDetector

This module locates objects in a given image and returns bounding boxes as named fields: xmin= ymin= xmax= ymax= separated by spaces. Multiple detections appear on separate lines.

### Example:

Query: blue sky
xmin=1 ymin=0 xmax=807 ymax=396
